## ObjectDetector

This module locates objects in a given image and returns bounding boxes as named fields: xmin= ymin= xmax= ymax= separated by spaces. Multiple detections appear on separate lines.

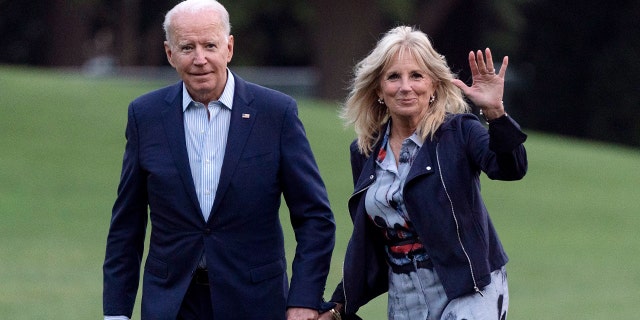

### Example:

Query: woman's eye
xmin=387 ymin=73 xmax=399 ymax=80
xmin=411 ymin=72 xmax=424 ymax=79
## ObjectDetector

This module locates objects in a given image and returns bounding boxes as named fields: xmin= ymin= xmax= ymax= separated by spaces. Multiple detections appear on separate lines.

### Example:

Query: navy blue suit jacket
xmin=103 ymin=74 xmax=335 ymax=319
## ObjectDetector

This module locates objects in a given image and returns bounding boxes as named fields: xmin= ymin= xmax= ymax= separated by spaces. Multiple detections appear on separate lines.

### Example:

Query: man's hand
xmin=286 ymin=307 xmax=319 ymax=320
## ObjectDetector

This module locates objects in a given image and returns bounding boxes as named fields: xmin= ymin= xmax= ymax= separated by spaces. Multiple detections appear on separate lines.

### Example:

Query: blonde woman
xmin=320 ymin=26 xmax=527 ymax=320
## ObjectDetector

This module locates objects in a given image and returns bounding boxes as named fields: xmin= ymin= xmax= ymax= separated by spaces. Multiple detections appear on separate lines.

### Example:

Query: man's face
xmin=164 ymin=9 xmax=234 ymax=104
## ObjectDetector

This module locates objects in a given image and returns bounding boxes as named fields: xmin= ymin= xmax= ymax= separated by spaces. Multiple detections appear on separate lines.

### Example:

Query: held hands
xmin=317 ymin=311 xmax=334 ymax=320
xmin=452 ymin=48 xmax=508 ymax=121
xmin=287 ymin=307 xmax=319 ymax=320
xmin=317 ymin=303 xmax=343 ymax=320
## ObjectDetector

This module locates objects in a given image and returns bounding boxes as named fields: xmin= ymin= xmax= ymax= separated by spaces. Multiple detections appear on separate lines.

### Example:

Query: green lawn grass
xmin=1 ymin=65 xmax=639 ymax=319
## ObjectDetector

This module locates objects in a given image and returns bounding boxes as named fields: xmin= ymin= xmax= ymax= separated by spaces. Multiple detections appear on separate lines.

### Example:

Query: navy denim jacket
xmin=331 ymin=113 xmax=528 ymax=315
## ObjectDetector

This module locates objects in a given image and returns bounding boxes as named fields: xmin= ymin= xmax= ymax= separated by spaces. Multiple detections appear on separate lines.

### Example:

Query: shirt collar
xmin=408 ymin=131 xmax=423 ymax=148
xmin=376 ymin=121 xmax=424 ymax=163
xmin=381 ymin=120 xmax=424 ymax=148
xmin=182 ymin=69 xmax=235 ymax=112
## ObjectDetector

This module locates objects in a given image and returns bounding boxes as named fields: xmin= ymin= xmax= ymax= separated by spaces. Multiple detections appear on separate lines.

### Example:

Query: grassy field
xmin=1 ymin=65 xmax=639 ymax=319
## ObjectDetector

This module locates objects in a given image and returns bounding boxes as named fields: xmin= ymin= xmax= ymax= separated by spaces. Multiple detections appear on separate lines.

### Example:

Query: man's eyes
xmin=179 ymin=44 xmax=217 ymax=51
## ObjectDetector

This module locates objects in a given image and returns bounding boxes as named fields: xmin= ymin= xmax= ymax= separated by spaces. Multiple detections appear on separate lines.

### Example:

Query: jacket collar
xmin=352 ymin=114 xmax=459 ymax=194
xmin=161 ymin=82 xmax=201 ymax=214
xmin=209 ymin=73 xmax=257 ymax=220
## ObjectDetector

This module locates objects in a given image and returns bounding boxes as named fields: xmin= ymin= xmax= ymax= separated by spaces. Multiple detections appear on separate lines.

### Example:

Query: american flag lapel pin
xmin=242 ymin=113 xmax=251 ymax=119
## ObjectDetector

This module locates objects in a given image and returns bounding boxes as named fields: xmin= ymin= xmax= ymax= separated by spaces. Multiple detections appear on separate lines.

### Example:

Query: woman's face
xmin=378 ymin=52 xmax=435 ymax=123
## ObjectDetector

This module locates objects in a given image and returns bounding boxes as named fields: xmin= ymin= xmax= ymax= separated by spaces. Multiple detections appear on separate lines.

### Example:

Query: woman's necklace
xmin=389 ymin=136 xmax=403 ymax=151
xmin=389 ymin=122 xmax=415 ymax=164
xmin=389 ymin=135 xmax=405 ymax=165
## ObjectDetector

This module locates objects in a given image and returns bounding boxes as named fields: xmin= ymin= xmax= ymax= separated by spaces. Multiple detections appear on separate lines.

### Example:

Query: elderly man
xmin=103 ymin=1 xmax=335 ymax=319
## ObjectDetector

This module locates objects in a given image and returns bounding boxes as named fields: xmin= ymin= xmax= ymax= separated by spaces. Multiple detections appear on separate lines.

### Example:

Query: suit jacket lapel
xmin=161 ymin=82 xmax=202 ymax=217
xmin=210 ymin=75 xmax=256 ymax=218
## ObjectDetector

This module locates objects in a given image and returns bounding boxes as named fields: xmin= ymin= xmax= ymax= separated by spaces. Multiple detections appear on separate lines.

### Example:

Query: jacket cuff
xmin=330 ymin=281 xmax=346 ymax=304
xmin=488 ymin=115 xmax=527 ymax=153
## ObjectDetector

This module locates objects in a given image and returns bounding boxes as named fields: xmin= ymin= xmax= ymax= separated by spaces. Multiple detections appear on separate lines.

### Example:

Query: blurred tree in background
xmin=513 ymin=0 xmax=640 ymax=146
xmin=0 ymin=0 xmax=638 ymax=147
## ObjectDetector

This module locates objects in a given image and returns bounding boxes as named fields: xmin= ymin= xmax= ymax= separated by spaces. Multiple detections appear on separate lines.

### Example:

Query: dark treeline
xmin=1 ymin=0 xmax=638 ymax=147
xmin=513 ymin=0 xmax=640 ymax=147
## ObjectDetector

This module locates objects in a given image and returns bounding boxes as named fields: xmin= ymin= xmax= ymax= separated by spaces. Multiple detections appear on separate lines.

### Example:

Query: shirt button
xmin=205 ymin=190 xmax=211 ymax=195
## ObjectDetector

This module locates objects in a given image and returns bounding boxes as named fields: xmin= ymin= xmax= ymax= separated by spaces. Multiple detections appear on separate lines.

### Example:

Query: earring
xmin=429 ymin=95 xmax=436 ymax=104
xmin=377 ymin=98 xmax=384 ymax=104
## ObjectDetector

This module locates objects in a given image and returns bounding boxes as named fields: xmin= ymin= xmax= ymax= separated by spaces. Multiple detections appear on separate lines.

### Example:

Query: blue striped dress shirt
xmin=183 ymin=71 xmax=235 ymax=222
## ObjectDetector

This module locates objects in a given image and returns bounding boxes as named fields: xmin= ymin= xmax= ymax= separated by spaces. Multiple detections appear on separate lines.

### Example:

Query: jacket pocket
xmin=249 ymin=258 xmax=286 ymax=283
xmin=145 ymin=255 xmax=168 ymax=279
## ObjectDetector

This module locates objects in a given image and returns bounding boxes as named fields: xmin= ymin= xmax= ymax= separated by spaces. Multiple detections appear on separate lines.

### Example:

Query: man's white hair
xmin=163 ymin=0 xmax=231 ymax=44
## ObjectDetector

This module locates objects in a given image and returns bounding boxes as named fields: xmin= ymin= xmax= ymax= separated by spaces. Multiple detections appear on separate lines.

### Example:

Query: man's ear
xmin=226 ymin=35 xmax=234 ymax=63
xmin=164 ymin=41 xmax=175 ymax=68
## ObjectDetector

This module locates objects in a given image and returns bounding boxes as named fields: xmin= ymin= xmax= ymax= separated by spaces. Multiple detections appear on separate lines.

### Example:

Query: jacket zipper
xmin=435 ymin=143 xmax=483 ymax=296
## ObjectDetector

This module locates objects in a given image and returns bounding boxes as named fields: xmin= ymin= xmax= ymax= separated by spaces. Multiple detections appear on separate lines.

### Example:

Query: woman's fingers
xmin=498 ymin=55 xmax=509 ymax=78
xmin=485 ymin=48 xmax=495 ymax=73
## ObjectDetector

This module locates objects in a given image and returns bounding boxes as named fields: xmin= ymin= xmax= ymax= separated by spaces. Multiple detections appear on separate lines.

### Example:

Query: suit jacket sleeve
xmin=279 ymin=101 xmax=336 ymax=309
xmin=103 ymin=103 xmax=149 ymax=317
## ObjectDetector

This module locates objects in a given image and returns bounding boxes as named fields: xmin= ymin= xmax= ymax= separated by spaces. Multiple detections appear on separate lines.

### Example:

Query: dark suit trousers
xmin=178 ymin=271 xmax=213 ymax=320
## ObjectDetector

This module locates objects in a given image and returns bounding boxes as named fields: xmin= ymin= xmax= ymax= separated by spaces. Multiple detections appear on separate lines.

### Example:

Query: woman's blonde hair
xmin=342 ymin=26 xmax=470 ymax=156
